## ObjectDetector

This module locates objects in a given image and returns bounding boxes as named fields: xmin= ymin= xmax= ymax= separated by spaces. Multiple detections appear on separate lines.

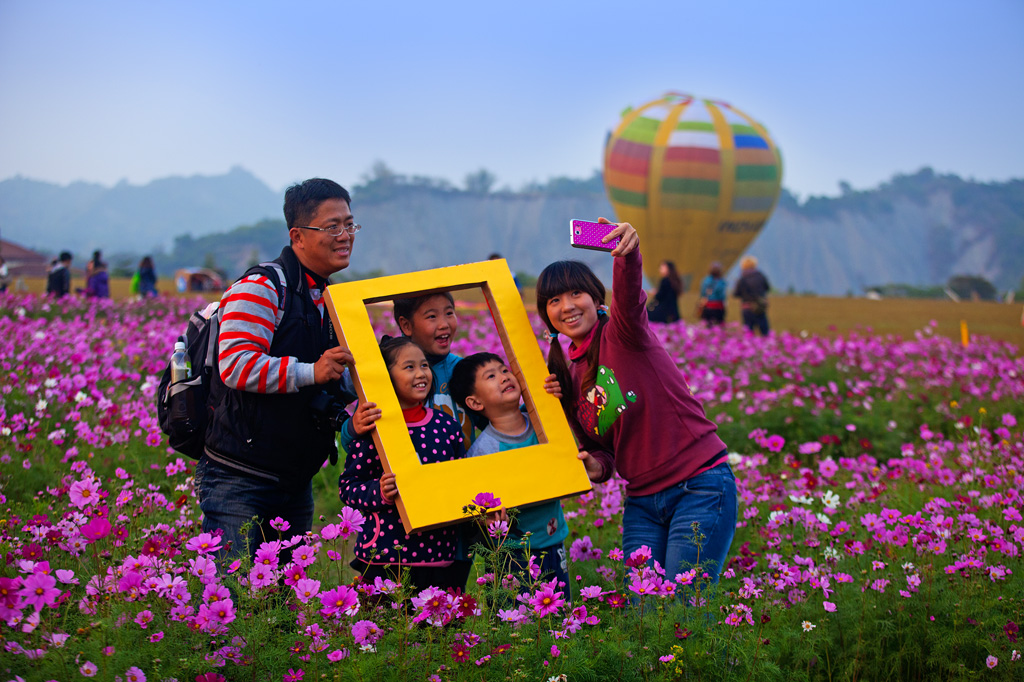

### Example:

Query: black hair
xmin=662 ymin=260 xmax=683 ymax=295
xmin=283 ymin=178 xmax=352 ymax=230
xmin=378 ymin=335 xmax=419 ymax=370
xmin=535 ymin=260 xmax=609 ymax=412
xmin=449 ymin=352 xmax=505 ymax=416
xmin=59 ymin=251 xmax=72 ymax=263
xmin=392 ymin=291 xmax=456 ymax=328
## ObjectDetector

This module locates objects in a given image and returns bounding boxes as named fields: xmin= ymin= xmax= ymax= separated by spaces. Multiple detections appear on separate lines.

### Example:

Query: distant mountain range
xmin=1 ymin=167 xmax=1021 ymax=295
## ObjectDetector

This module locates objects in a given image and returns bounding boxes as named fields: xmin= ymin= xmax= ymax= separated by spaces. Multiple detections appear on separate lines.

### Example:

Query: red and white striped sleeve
xmin=217 ymin=274 xmax=316 ymax=393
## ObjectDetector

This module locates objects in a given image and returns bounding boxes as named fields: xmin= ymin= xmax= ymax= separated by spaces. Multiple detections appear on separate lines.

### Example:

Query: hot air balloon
xmin=603 ymin=92 xmax=783 ymax=289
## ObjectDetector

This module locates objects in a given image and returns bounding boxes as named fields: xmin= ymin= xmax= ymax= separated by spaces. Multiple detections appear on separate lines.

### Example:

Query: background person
xmin=46 ymin=252 xmax=72 ymax=298
xmin=646 ymin=259 xmax=683 ymax=323
xmin=537 ymin=219 xmax=736 ymax=583
xmin=137 ymin=256 xmax=158 ymax=297
xmin=733 ymin=256 xmax=771 ymax=336
xmin=697 ymin=262 xmax=727 ymax=327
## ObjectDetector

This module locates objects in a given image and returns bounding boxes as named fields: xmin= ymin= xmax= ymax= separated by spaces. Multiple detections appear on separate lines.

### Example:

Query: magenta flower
xmin=823 ymin=601 xmax=836 ymax=612
xmin=291 ymin=545 xmax=317 ymax=567
xmin=124 ymin=666 xmax=146 ymax=682
xmin=472 ymin=492 xmax=501 ymax=509
xmin=319 ymin=585 xmax=360 ymax=617
xmin=69 ymin=478 xmax=101 ymax=508
xmin=986 ymin=655 xmax=998 ymax=669
xmin=351 ymin=619 xmax=382 ymax=646
xmin=269 ymin=517 xmax=291 ymax=532
xmin=18 ymin=572 xmax=60 ymax=610
xmin=80 ymin=516 xmax=111 ymax=542
xmin=185 ymin=532 xmax=222 ymax=554
xmin=327 ymin=649 xmax=349 ymax=662
xmin=336 ymin=506 xmax=366 ymax=539
xmin=283 ymin=669 xmax=304 ymax=682
xmin=293 ymin=578 xmax=321 ymax=603
xmin=79 ymin=661 xmax=98 ymax=677
xmin=134 ymin=609 xmax=154 ymax=628
xmin=529 ymin=580 xmax=565 ymax=617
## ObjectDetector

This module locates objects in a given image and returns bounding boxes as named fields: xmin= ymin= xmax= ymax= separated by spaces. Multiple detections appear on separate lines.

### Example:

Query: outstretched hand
xmin=597 ymin=217 xmax=639 ymax=258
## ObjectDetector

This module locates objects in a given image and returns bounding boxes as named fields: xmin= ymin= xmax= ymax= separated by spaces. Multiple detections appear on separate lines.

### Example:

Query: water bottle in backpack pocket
xmin=157 ymin=302 xmax=221 ymax=459
xmin=156 ymin=261 xmax=286 ymax=459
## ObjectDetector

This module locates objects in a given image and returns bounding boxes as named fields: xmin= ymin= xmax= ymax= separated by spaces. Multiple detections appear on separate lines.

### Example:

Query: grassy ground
xmin=11 ymin=276 xmax=1023 ymax=347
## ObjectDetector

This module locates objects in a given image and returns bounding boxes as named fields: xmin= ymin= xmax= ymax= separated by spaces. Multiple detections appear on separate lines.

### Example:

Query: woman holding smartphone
xmin=538 ymin=218 xmax=736 ymax=582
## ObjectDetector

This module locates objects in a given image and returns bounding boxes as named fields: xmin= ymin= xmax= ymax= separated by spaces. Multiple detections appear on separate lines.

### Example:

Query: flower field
xmin=1 ymin=292 xmax=1022 ymax=681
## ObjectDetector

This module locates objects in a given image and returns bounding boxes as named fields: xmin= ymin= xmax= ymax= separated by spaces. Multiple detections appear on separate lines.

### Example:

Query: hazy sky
xmin=1 ymin=0 xmax=1022 ymax=199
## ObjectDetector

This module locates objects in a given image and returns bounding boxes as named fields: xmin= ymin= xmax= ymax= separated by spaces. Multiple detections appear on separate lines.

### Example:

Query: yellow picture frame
xmin=324 ymin=259 xmax=592 ymax=534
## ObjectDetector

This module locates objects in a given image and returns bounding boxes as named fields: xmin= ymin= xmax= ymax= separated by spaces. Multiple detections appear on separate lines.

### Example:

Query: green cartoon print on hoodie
xmin=576 ymin=365 xmax=638 ymax=437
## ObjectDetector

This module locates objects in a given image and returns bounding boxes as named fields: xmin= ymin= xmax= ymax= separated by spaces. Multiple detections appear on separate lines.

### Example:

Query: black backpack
xmin=157 ymin=262 xmax=286 ymax=459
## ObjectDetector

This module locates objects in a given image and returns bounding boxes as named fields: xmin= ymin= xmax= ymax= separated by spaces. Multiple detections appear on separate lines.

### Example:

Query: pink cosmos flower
xmin=79 ymin=661 xmax=98 ymax=677
xmin=319 ymin=585 xmax=360 ymax=617
xmin=69 ymin=478 xmax=101 ymax=508
xmin=529 ymin=580 xmax=565 ymax=617
xmin=134 ymin=609 xmax=154 ymax=628
xmin=472 ymin=492 xmax=501 ymax=509
xmin=80 ymin=516 xmax=111 ymax=542
xmin=18 ymin=572 xmax=60 ymax=611
xmin=185 ymin=532 xmax=222 ymax=554
xmin=293 ymin=578 xmax=321 ymax=603
xmin=207 ymin=598 xmax=236 ymax=624
xmin=327 ymin=649 xmax=349 ymax=662
xmin=248 ymin=565 xmax=276 ymax=589
xmin=823 ymin=601 xmax=836 ymax=612
xmin=124 ymin=666 xmax=146 ymax=682
xmin=269 ymin=517 xmax=291 ymax=532
xmin=336 ymin=506 xmax=365 ymax=539
xmin=283 ymin=669 xmax=304 ymax=682
xmin=291 ymin=545 xmax=317 ymax=567
xmin=986 ymin=655 xmax=997 ymax=669
xmin=351 ymin=619 xmax=382 ymax=646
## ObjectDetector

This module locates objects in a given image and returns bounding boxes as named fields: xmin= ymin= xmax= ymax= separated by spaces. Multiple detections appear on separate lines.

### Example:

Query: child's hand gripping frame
xmin=324 ymin=259 xmax=592 ymax=534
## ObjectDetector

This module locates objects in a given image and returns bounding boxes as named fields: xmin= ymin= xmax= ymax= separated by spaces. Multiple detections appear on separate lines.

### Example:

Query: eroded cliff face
xmin=5 ymin=169 xmax=1021 ymax=294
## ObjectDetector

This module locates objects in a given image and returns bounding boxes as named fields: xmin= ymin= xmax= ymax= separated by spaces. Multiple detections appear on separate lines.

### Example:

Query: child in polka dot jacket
xmin=339 ymin=335 xmax=468 ymax=592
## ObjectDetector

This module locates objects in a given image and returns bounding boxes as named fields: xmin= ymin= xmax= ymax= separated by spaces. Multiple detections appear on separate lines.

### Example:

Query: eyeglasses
xmin=296 ymin=223 xmax=361 ymax=237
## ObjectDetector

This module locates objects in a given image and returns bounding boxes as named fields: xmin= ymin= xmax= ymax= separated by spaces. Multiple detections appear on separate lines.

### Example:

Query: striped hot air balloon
xmin=603 ymin=92 xmax=783 ymax=289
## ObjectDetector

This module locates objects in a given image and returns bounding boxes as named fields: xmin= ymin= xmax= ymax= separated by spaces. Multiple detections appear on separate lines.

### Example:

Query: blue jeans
xmin=194 ymin=457 xmax=314 ymax=562
xmin=622 ymin=462 xmax=737 ymax=582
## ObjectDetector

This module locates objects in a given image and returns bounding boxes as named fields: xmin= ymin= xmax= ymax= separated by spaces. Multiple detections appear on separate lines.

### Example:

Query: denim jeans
xmin=194 ymin=456 xmax=314 ymax=562
xmin=621 ymin=462 xmax=737 ymax=582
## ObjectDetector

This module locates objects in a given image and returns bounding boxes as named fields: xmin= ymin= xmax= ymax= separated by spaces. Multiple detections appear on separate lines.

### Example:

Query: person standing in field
xmin=697 ymin=262 xmax=727 ymax=327
xmin=46 ymin=252 xmax=72 ymax=298
xmin=733 ymin=256 xmax=771 ymax=336
xmin=195 ymin=178 xmax=359 ymax=562
xmin=646 ymin=259 xmax=682 ymax=323
xmin=537 ymin=218 xmax=736 ymax=583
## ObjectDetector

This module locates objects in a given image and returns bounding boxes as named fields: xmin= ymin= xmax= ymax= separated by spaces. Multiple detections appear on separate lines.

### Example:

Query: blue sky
xmin=1 ymin=0 xmax=1021 ymax=199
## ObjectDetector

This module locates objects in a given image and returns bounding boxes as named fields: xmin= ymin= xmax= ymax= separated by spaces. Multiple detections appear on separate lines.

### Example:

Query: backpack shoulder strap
xmin=241 ymin=261 xmax=287 ymax=328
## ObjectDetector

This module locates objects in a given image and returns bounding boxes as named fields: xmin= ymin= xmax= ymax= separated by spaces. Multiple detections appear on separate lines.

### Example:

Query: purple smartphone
xmin=570 ymin=219 xmax=619 ymax=252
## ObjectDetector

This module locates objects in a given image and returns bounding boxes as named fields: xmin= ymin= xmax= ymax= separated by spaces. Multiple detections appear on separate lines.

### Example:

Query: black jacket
xmin=204 ymin=246 xmax=346 ymax=487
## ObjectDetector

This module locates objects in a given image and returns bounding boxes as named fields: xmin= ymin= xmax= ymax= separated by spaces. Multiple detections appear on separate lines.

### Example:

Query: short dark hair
xmin=449 ymin=352 xmax=505 ymax=416
xmin=283 ymin=178 xmax=352 ymax=230
xmin=59 ymin=251 xmax=72 ymax=263
xmin=393 ymin=291 xmax=455 ymax=327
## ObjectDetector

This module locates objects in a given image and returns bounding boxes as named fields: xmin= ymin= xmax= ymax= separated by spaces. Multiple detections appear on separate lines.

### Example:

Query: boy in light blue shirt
xmin=450 ymin=352 xmax=570 ymax=593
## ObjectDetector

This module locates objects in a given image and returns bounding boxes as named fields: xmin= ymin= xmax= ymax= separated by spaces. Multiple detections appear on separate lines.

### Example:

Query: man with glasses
xmin=197 ymin=177 xmax=362 ymax=561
